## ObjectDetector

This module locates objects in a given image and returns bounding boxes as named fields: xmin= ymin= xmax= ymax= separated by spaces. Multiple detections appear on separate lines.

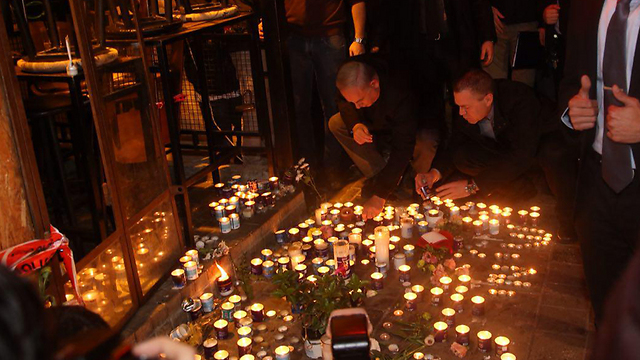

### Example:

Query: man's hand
xmin=492 ymin=7 xmax=505 ymax=35
xmin=353 ymin=123 xmax=373 ymax=145
xmin=349 ymin=41 xmax=366 ymax=56
xmin=606 ymin=85 xmax=640 ymax=143
xmin=539 ymin=27 xmax=546 ymax=46
xmin=415 ymin=169 xmax=442 ymax=196
xmin=362 ymin=195 xmax=385 ymax=220
xmin=133 ymin=337 xmax=195 ymax=360
xmin=258 ymin=20 xmax=264 ymax=40
xmin=543 ymin=4 xmax=560 ymax=25
xmin=480 ymin=41 xmax=494 ymax=66
xmin=568 ymin=75 xmax=598 ymax=130
xmin=435 ymin=180 xmax=471 ymax=200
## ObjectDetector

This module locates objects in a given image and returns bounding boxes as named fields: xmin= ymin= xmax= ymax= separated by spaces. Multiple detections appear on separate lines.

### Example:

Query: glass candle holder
xmin=477 ymin=330 xmax=493 ymax=352
xmin=433 ymin=321 xmax=448 ymax=342
xmin=455 ymin=324 xmax=470 ymax=345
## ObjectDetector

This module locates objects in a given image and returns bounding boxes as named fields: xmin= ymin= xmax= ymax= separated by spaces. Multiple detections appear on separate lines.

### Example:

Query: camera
xmin=419 ymin=184 xmax=435 ymax=200
xmin=330 ymin=312 xmax=371 ymax=360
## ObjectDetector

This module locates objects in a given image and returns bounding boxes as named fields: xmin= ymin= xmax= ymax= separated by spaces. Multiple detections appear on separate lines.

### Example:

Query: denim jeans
xmin=287 ymin=33 xmax=346 ymax=170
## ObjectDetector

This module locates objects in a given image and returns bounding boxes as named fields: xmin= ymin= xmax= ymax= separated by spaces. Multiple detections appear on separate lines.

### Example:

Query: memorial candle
xmin=473 ymin=220 xmax=483 ymax=235
xmin=433 ymin=321 xmax=448 ymax=342
xmin=250 ymin=258 xmax=263 ymax=275
xmin=229 ymin=294 xmax=242 ymax=309
xmin=495 ymin=336 xmax=510 ymax=356
xmin=411 ymin=285 xmax=424 ymax=299
xmin=374 ymin=226 xmax=390 ymax=267
xmin=221 ymin=302 xmax=234 ymax=321
xmin=171 ymin=269 xmax=186 ymax=288
xmin=442 ymin=307 xmax=456 ymax=326
xmin=204 ymin=338 xmax=218 ymax=359
xmin=216 ymin=263 xmax=233 ymax=296
xmin=275 ymin=346 xmax=291 ymax=360
xmin=214 ymin=350 xmax=229 ymax=360
xmin=398 ymin=265 xmax=411 ymax=283
xmin=184 ymin=261 xmax=198 ymax=281
xmin=501 ymin=353 xmax=516 ymax=360
xmin=250 ymin=303 xmax=265 ymax=322
xmin=477 ymin=331 xmax=493 ymax=352
xmin=237 ymin=326 xmax=253 ymax=339
xmin=489 ymin=219 xmax=500 ymax=235
xmin=200 ymin=293 xmax=214 ymax=313
xmin=404 ymin=292 xmax=418 ymax=311
xmin=529 ymin=212 xmax=540 ymax=226
xmin=439 ymin=276 xmax=452 ymax=291
xmin=371 ymin=272 xmax=384 ymax=290
xmin=455 ymin=325 xmax=470 ymax=345
xmin=214 ymin=319 xmax=229 ymax=340
xmin=450 ymin=293 xmax=464 ymax=312
xmin=431 ymin=287 xmax=444 ymax=306
xmin=472 ymin=296 xmax=486 ymax=316
xmin=237 ymin=338 xmax=252 ymax=356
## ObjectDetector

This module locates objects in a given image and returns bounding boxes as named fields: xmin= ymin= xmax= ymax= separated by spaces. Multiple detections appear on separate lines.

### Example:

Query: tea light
xmin=455 ymin=285 xmax=468 ymax=294
xmin=471 ymin=296 xmax=485 ymax=316
xmin=433 ymin=321 xmax=448 ymax=342
xmin=371 ymin=272 xmax=384 ymax=290
xmin=214 ymin=319 xmax=229 ymax=340
xmin=250 ymin=303 xmax=265 ymax=322
xmin=458 ymin=274 xmax=471 ymax=286
xmin=439 ymin=276 xmax=452 ymax=291
xmin=394 ymin=309 xmax=404 ymax=317
xmin=495 ymin=336 xmax=510 ymax=355
xmin=404 ymin=292 xmax=418 ymax=311
xmin=442 ymin=307 xmax=456 ymax=326
xmin=214 ymin=350 xmax=229 ymax=360
xmin=237 ymin=337 xmax=252 ymax=356
xmin=411 ymin=285 xmax=424 ymax=299
xmin=171 ymin=269 xmax=186 ymax=288
xmin=275 ymin=345 xmax=290 ymax=360
xmin=398 ymin=265 xmax=411 ymax=283
xmin=430 ymin=287 xmax=444 ymax=306
xmin=501 ymin=353 xmax=516 ymax=360
xmin=413 ymin=352 xmax=425 ymax=360
xmin=251 ymin=258 xmax=263 ymax=275
xmin=450 ymin=293 xmax=464 ymax=312
xmin=361 ymin=259 xmax=370 ymax=265
xmin=454 ymin=324 xmax=470 ymax=345
xmin=477 ymin=331 xmax=493 ymax=352
xmin=200 ymin=293 xmax=214 ymax=313
xmin=184 ymin=261 xmax=198 ymax=281
xmin=238 ymin=326 xmax=253 ymax=339
xmin=233 ymin=310 xmax=248 ymax=327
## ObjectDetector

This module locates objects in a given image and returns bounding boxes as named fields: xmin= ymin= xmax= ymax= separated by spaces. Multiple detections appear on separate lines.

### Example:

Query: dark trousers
xmin=451 ymin=130 xmax=578 ymax=227
xmin=210 ymin=96 xmax=243 ymax=147
xmin=575 ymin=150 xmax=640 ymax=322
xmin=287 ymin=33 xmax=346 ymax=170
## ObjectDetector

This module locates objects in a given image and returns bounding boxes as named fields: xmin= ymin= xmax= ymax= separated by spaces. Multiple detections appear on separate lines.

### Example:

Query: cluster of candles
xmin=171 ymin=249 xmax=203 ymax=287
xmin=208 ymin=176 xmax=285 ymax=234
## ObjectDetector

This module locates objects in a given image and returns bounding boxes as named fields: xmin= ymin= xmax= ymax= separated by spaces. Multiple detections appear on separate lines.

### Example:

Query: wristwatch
xmin=354 ymin=37 xmax=366 ymax=45
xmin=465 ymin=179 xmax=478 ymax=195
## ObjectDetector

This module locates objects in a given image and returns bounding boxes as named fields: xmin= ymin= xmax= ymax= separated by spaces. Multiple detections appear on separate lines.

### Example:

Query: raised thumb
xmin=579 ymin=75 xmax=591 ymax=98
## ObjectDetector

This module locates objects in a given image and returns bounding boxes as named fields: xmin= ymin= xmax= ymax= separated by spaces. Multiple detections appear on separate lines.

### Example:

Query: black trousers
xmin=451 ymin=130 xmax=578 ymax=227
xmin=575 ymin=150 xmax=640 ymax=322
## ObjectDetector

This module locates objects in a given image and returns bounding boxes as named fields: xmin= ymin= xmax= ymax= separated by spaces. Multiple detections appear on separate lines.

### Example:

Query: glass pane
xmin=129 ymin=197 xmax=181 ymax=295
xmin=65 ymin=240 xmax=133 ymax=326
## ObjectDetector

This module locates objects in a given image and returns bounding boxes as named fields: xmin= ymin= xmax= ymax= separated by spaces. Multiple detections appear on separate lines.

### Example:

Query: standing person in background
xmin=537 ymin=0 xmax=571 ymax=100
xmin=283 ymin=0 xmax=367 ymax=189
xmin=484 ymin=0 xmax=539 ymax=87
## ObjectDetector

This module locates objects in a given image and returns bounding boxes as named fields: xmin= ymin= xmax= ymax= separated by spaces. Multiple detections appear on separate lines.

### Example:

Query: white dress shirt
xmin=562 ymin=0 xmax=640 ymax=166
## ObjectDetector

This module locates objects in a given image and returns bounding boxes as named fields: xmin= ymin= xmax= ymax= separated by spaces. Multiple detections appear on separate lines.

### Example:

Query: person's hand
xmin=258 ymin=20 xmax=264 ymax=40
xmin=349 ymin=41 xmax=366 ymax=56
xmin=538 ymin=27 xmax=545 ymax=46
xmin=415 ymin=169 xmax=441 ymax=196
xmin=132 ymin=337 xmax=195 ymax=360
xmin=353 ymin=123 xmax=373 ymax=145
xmin=362 ymin=195 xmax=385 ymax=220
xmin=492 ymin=7 xmax=505 ymax=35
xmin=435 ymin=180 xmax=471 ymax=200
xmin=568 ymin=75 xmax=598 ymax=130
xmin=605 ymin=85 xmax=640 ymax=143
xmin=543 ymin=4 xmax=560 ymax=25
xmin=480 ymin=41 xmax=494 ymax=66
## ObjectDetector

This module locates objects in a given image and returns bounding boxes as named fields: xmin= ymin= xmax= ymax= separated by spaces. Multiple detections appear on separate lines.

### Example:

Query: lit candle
xmin=200 ymin=293 xmax=214 ymax=313
xmin=371 ymin=272 xmax=384 ymax=290
xmin=402 ymin=244 xmax=416 ymax=261
xmin=171 ymin=269 xmax=186 ymax=288
xmin=214 ymin=350 xmax=229 ymax=360
xmin=518 ymin=210 xmax=529 ymax=224
xmin=229 ymin=294 xmax=242 ymax=309
xmin=411 ymin=284 xmax=424 ymax=299
xmin=462 ymin=217 xmax=473 ymax=230
xmin=216 ymin=263 xmax=233 ymax=296
xmin=275 ymin=345 xmax=291 ymax=360
xmin=413 ymin=352 xmax=425 ymax=360
xmin=529 ymin=212 xmax=540 ymax=226
xmin=495 ymin=336 xmax=510 ymax=356
xmin=398 ymin=265 xmax=411 ymax=283
xmin=237 ymin=326 xmax=253 ymax=339
xmin=348 ymin=232 xmax=362 ymax=249
xmin=404 ymin=292 xmax=418 ymax=311
xmin=314 ymin=239 xmax=329 ymax=259
xmin=374 ymin=226 xmax=390 ymax=267
xmin=250 ymin=258 xmax=263 ymax=275
xmin=430 ymin=287 xmax=444 ymax=306
xmin=277 ymin=256 xmax=290 ymax=271
xmin=295 ymin=263 xmax=308 ymax=275
xmin=250 ymin=303 xmax=265 ymax=322
xmin=439 ymin=276 xmax=452 ymax=291
xmin=433 ymin=321 xmax=448 ymax=342
xmin=221 ymin=302 xmax=234 ymax=321
xmin=455 ymin=324 xmax=470 ymax=345
xmin=237 ymin=338 xmax=252 ymax=356
xmin=450 ymin=206 xmax=460 ymax=218
xmin=229 ymin=213 xmax=240 ymax=230
xmin=214 ymin=319 xmax=229 ymax=339
xmin=290 ymin=254 xmax=305 ymax=269
xmin=450 ymin=293 xmax=464 ymax=312
xmin=472 ymin=296 xmax=485 ymax=316
xmin=455 ymin=285 xmax=468 ymax=295
xmin=262 ymin=260 xmax=275 ymax=278
xmin=477 ymin=330 xmax=493 ymax=352
xmin=400 ymin=217 xmax=414 ymax=239
xmin=442 ymin=307 xmax=456 ymax=326
xmin=489 ymin=219 xmax=500 ymax=235
xmin=317 ymin=266 xmax=331 ymax=277
xmin=473 ymin=220 xmax=483 ymax=235
xmin=501 ymin=353 xmax=517 ymax=360
xmin=233 ymin=310 xmax=248 ymax=328
xmin=184 ymin=261 xmax=198 ymax=281
xmin=203 ymin=338 xmax=218 ymax=359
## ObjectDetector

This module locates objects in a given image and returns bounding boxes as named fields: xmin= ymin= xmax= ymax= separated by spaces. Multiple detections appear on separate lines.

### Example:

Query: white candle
xmin=374 ymin=226 xmax=390 ymax=267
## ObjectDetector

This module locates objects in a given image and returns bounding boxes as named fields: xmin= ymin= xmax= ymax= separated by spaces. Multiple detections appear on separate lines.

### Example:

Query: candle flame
xmin=216 ymin=262 xmax=229 ymax=281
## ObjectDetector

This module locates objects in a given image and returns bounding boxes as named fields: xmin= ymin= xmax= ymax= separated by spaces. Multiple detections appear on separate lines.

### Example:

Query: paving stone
xmin=529 ymin=331 xmax=587 ymax=360
xmin=536 ymin=305 xmax=590 ymax=337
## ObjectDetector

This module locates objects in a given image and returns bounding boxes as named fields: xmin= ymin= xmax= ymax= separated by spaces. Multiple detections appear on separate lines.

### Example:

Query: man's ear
xmin=371 ymin=77 xmax=380 ymax=89
xmin=484 ymin=93 xmax=494 ymax=107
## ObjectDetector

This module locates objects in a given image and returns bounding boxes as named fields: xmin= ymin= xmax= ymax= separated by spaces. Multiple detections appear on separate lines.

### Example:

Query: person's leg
xmin=312 ymin=34 xmax=348 ymax=171
xmin=411 ymin=128 xmax=440 ymax=174
xmin=328 ymin=114 xmax=386 ymax=178
xmin=574 ymin=152 xmax=640 ymax=323
xmin=287 ymin=34 xmax=318 ymax=165
xmin=509 ymin=22 xmax=538 ymax=87
xmin=482 ymin=23 xmax=510 ymax=79
xmin=536 ymin=130 xmax=579 ymax=237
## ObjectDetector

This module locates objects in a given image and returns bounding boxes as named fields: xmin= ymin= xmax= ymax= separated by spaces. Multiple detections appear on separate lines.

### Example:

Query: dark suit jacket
xmin=373 ymin=0 xmax=496 ymax=62
xmin=433 ymin=79 xmax=556 ymax=193
xmin=558 ymin=0 xmax=640 ymax=161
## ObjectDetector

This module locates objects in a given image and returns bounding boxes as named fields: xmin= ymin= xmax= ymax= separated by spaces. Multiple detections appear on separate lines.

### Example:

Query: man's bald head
xmin=336 ymin=61 xmax=380 ymax=109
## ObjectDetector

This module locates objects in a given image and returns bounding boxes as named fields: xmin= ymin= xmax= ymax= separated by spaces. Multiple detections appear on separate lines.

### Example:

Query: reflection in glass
xmin=65 ymin=241 xmax=133 ymax=326
xmin=129 ymin=197 xmax=180 ymax=294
